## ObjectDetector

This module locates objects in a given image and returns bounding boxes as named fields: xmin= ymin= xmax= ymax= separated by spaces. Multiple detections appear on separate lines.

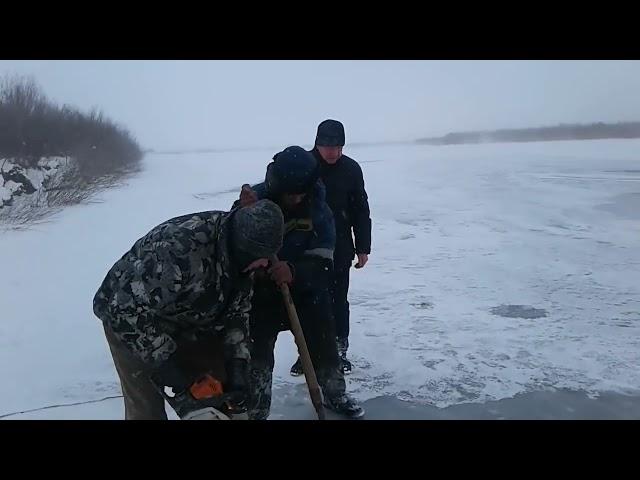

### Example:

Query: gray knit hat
xmin=231 ymin=199 xmax=284 ymax=260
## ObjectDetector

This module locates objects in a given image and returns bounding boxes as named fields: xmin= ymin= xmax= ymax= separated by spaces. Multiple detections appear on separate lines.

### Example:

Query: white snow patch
xmin=1 ymin=140 xmax=639 ymax=419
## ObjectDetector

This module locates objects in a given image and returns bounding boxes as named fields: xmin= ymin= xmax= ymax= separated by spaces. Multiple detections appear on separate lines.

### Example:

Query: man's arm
xmin=218 ymin=275 xmax=253 ymax=363
xmin=350 ymin=162 xmax=372 ymax=255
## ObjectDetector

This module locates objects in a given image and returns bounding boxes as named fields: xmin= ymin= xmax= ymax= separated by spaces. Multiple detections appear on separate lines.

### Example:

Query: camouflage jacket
xmin=93 ymin=210 xmax=252 ymax=367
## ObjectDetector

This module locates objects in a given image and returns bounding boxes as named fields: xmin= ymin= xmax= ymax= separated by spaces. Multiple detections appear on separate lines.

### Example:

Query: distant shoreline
xmin=417 ymin=121 xmax=640 ymax=146
xmin=146 ymin=121 xmax=640 ymax=154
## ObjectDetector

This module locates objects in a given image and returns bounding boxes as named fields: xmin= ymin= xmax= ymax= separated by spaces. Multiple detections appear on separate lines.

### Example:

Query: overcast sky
xmin=1 ymin=60 xmax=639 ymax=151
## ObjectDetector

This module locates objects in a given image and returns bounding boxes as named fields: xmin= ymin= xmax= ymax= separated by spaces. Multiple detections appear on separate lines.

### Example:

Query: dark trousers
xmin=331 ymin=263 xmax=351 ymax=341
xmin=248 ymin=287 xmax=346 ymax=420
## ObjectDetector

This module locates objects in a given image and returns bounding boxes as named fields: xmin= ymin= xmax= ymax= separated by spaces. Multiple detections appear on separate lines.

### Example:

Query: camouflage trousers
xmin=248 ymin=288 xmax=346 ymax=420
xmin=103 ymin=323 xmax=226 ymax=420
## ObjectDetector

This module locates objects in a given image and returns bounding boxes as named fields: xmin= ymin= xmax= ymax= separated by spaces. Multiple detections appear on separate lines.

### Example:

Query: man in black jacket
xmin=290 ymin=119 xmax=372 ymax=376
xmin=235 ymin=146 xmax=364 ymax=419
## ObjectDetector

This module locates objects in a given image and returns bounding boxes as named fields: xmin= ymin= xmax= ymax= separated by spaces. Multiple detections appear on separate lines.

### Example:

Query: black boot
xmin=324 ymin=393 xmax=365 ymax=419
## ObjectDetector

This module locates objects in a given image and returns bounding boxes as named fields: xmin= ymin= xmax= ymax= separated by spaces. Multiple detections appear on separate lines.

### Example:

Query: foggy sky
xmin=1 ymin=60 xmax=639 ymax=151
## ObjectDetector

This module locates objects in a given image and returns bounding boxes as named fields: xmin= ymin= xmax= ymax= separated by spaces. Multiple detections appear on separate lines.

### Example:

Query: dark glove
xmin=268 ymin=260 xmax=294 ymax=286
xmin=151 ymin=360 xmax=231 ymax=419
xmin=150 ymin=358 xmax=191 ymax=394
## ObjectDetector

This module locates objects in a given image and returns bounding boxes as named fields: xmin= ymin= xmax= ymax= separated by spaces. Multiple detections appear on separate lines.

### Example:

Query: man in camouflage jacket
xmin=93 ymin=200 xmax=284 ymax=420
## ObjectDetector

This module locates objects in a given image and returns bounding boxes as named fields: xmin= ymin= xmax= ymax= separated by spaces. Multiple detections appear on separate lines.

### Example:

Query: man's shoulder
xmin=311 ymin=180 xmax=327 ymax=203
xmin=341 ymin=153 xmax=358 ymax=164
xmin=162 ymin=210 xmax=225 ymax=229
xmin=340 ymin=154 xmax=362 ymax=173
xmin=145 ymin=211 xmax=225 ymax=246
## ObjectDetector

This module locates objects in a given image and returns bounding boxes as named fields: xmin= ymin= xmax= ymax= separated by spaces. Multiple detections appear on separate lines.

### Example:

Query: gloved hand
xmin=151 ymin=360 xmax=230 ymax=419
xmin=150 ymin=358 xmax=191 ymax=394
xmin=268 ymin=260 xmax=294 ymax=286
xmin=239 ymin=184 xmax=258 ymax=207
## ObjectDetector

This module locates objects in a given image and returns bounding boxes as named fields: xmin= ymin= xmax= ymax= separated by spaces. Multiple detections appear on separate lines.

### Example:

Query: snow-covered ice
xmin=1 ymin=139 xmax=639 ymax=419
